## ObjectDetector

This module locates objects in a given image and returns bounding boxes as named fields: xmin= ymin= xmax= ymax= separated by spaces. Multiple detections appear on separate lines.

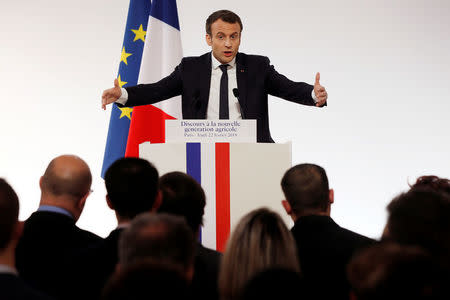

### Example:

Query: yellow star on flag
xmin=120 ymin=47 xmax=132 ymax=65
xmin=117 ymin=75 xmax=127 ymax=88
xmin=131 ymin=24 xmax=147 ymax=42
xmin=118 ymin=107 xmax=133 ymax=120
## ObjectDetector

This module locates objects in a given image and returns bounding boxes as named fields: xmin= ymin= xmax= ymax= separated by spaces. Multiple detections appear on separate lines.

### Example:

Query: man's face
xmin=206 ymin=19 xmax=241 ymax=64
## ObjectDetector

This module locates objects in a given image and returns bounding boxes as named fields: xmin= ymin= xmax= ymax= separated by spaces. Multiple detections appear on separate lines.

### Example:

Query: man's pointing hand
xmin=102 ymin=78 xmax=122 ymax=110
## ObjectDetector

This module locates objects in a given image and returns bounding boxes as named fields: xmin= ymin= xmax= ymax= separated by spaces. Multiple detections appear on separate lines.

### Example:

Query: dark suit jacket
xmin=15 ymin=211 xmax=102 ymax=299
xmin=67 ymin=228 xmax=124 ymax=300
xmin=124 ymin=52 xmax=320 ymax=142
xmin=0 ymin=273 xmax=54 ymax=300
xmin=190 ymin=243 xmax=222 ymax=300
xmin=291 ymin=215 xmax=374 ymax=300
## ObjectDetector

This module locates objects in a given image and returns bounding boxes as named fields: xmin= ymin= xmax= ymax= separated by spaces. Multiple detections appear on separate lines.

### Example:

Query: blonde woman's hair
xmin=218 ymin=207 xmax=300 ymax=300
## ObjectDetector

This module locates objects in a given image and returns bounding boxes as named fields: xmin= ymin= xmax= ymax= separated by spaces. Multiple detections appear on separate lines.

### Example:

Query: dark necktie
xmin=219 ymin=64 xmax=229 ymax=119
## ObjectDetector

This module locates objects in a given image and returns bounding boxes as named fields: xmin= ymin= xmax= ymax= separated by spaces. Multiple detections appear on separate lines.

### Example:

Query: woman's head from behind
xmin=219 ymin=207 xmax=300 ymax=300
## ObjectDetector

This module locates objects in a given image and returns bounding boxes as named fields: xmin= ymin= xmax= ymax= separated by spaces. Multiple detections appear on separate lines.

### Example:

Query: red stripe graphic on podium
xmin=215 ymin=143 xmax=230 ymax=252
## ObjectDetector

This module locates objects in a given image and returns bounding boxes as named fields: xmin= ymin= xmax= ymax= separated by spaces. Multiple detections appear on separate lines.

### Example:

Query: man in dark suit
xmin=70 ymin=157 xmax=161 ymax=300
xmin=0 ymin=178 xmax=53 ymax=300
xmin=15 ymin=155 xmax=101 ymax=299
xmin=280 ymin=164 xmax=374 ymax=300
xmin=158 ymin=171 xmax=222 ymax=300
xmin=102 ymin=10 xmax=328 ymax=143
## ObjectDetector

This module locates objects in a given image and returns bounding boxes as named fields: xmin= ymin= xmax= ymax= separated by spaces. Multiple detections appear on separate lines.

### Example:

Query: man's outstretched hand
xmin=102 ymin=78 xmax=122 ymax=110
xmin=314 ymin=72 xmax=328 ymax=107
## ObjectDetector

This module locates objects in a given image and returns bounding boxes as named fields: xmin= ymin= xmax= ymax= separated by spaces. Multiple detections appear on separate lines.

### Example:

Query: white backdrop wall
xmin=1 ymin=0 xmax=449 ymax=238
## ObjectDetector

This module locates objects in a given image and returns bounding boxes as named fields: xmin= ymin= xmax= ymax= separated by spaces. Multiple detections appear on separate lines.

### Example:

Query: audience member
xmin=218 ymin=208 xmax=299 ymax=300
xmin=102 ymin=261 xmax=189 ymax=300
xmin=0 ymin=178 xmax=53 ymax=300
xmin=118 ymin=213 xmax=195 ymax=278
xmin=382 ymin=188 xmax=450 ymax=268
xmin=347 ymin=242 xmax=447 ymax=300
xmin=71 ymin=157 xmax=160 ymax=300
xmin=240 ymin=268 xmax=304 ymax=300
xmin=281 ymin=163 xmax=374 ymax=300
xmin=15 ymin=155 xmax=101 ymax=298
xmin=409 ymin=175 xmax=450 ymax=194
xmin=158 ymin=171 xmax=222 ymax=300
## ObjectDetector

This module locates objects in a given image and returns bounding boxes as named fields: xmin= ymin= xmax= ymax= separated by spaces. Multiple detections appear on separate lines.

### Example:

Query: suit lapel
xmin=236 ymin=53 xmax=248 ymax=119
xmin=197 ymin=53 xmax=212 ymax=118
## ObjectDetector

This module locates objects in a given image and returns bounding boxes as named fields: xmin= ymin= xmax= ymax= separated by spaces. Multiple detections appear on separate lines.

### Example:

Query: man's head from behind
xmin=104 ymin=157 xmax=159 ymax=222
xmin=281 ymin=164 xmax=333 ymax=220
xmin=205 ymin=10 xmax=243 ymax=64
xmin=409 ymin=175 xmax=450 ymax=195
xmin=118 ymin=213 xmax=195 ymax=280
xmin=382 ymin=189 xmax=450 ymax=267
xmin=102 ymin=260 xmax=189 ymax=300
xmin=158 ymin=171 xmax=205 ymax=235
xmin=40 ymin=155 xmax=92 ymax=220
xmin=347 ymin=243 xmax=447 ymax=300
xmin=0 ymin=179 xmax=21 ymax=253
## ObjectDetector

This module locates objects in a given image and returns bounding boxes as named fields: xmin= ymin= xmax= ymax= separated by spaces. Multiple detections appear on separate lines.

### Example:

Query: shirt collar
xmin=38 ymin=205 xmax=74 ymax=219
xmin=211 ymin=52 xmax=236 ymax=70
xmin=0 ymin=264 xmax=18 ymax=276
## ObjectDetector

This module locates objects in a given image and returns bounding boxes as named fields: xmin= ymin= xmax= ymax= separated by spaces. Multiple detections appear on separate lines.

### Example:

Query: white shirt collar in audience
xmin=0 ymin=264 xmax=18 ymax=276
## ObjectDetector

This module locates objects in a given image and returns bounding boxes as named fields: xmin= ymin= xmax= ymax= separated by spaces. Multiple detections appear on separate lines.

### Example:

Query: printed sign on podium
xmin=165 ymin=119 xmax=257 ymax=143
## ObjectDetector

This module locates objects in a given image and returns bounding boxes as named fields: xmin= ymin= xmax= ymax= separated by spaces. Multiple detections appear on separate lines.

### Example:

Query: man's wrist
xmin=116 ymin=88 xmax=128 ymax=105
xmin=311 ymin=89 xmax=318 ymax=103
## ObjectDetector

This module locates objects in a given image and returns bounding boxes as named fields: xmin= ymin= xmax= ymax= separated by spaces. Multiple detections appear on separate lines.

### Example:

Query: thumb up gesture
xmin=101 ymin=78 xmax=122 ymax=110
xmin=314 ymin=72 xmax=328 ymax=107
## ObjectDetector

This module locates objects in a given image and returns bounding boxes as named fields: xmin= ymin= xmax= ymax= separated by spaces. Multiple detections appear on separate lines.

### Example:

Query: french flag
xmin=125 ymin=0 xmax=182 ymax=157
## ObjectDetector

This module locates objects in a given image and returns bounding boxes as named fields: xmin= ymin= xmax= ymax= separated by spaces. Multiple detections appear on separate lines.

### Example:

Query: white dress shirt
xmin=206 ymin=55 xmax=241 ymax=119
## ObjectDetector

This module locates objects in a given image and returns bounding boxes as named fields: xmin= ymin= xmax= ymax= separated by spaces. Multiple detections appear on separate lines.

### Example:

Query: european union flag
xmin=101 ymin=0 xmax=152 ymax=177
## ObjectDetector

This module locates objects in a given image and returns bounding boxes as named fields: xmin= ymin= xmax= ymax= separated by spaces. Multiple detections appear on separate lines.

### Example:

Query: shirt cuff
xmin=116 ymin=88 xmax=128 ymax=105
xmin=311 ymin=89 xmax=318 ymax=103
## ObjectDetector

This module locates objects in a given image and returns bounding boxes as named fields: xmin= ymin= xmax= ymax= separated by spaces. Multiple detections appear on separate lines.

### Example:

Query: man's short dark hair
xmin=206 ymin=10 xmax=243 ymax=35
xmin=384 ymin=189 xmax=450 ymax=266
xmin=118 ymin=213 xmax=195 ymax=272
xmin=0 ymin=178 xmax=19 ymax=250
xmin=158 ymin=172 xmax=205 ymax=233
xmin=410 ymin=175 xmax=450 ymax=195
xmin=105 ymin=158 xmax=159 ymax=219
xmin=280 ymin=164 xmax=329 ymax=215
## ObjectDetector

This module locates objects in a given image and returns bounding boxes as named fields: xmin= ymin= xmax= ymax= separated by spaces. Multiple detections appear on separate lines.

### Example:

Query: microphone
xmin=233 ymin=88 xmax=239 ymax=99
xmin=233 ymin=88 xmax=245 ymax=118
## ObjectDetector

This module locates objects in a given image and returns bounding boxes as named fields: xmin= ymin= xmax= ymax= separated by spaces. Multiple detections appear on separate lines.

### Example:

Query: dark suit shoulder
xmin=178 ymin=53 xmax=211 ymax=71
xmin=191 ymin=244 xmax=222 ymax=300
xmin=0 ymin=274 xmax=54 ymax=300
xmin=25 ymin=211 xmax=74 ymax=226
xmin=236 ymin=52 xmax=270 ymax=66
xmin=291 ymin=215 xmax=374 ymax=269
xmin=196 ymin=243 xmax=222 ymax=267
xmin=333 ymin=223 xmax=374 ymax=245
xmin=181 ymin=52 xmax=210 ymax=63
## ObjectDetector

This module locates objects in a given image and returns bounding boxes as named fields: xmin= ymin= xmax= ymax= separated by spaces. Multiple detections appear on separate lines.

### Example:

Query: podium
xmin=139 ymin=121 xmax=292 ymax=251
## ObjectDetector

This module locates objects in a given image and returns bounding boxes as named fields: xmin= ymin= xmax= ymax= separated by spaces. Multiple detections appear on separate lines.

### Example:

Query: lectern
xmin=139 ymin=120 xmax=292 ymax=251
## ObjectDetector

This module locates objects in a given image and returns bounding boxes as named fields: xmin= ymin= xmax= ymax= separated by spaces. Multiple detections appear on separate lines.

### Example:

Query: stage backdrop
xmin=1 ymin=0 xmax=449 ymax=239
